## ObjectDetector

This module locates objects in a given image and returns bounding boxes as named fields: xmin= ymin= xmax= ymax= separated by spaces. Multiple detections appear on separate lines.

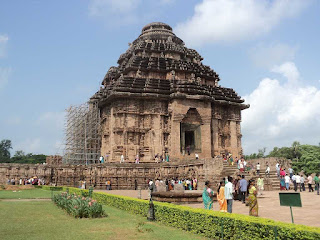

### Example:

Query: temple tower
xmin=91 ymin=22 xmax=249 ymax=162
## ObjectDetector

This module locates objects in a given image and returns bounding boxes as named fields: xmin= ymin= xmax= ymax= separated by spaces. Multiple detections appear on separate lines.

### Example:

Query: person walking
xmin=276 ymin=163 xmax=280 ymax=178
xmin=292 ymin=174 xmax=297 ymax=192
xmin=217 ymin=181 xmax=227 ymax=212
xmin=288 ymin=167 xmax=293 ymax=179
xmin=308 ymin=175 xmax=314 ymax=192
xmin=314 ymin=174 xmax=319 ymax=195
xmin=202 ymin=181 xmax=214 ymax=210
xmin=239 ymin=175 xmax=248 ymax=204
xmin=300 ymin=175 xmax=305 ymax=191
xmin=256 ymin=163 xmax=261 ymax=175
xmin=246 ymin=179 xmax=258 ymax=217
xmin=135 ymin=154 xmax=140 ymax=164
xmin=257 ymin=177 xmax=264 ymax=196
xmin=120 ymin=154 xmax=124 ymax=163
xmin=224 ymin=176 xmax=234 ymax=213
xmin=265 ymin=165 xmax=270 ymax=178
xmin=296 ymin=174 xmax=301 ymax=192
xmin=285 ymin=174 xmax=290 ymax=190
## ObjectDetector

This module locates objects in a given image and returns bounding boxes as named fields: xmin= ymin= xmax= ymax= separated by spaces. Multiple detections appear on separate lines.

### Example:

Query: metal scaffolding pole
xmin=63 ymin=101 xmax=101 ymax=165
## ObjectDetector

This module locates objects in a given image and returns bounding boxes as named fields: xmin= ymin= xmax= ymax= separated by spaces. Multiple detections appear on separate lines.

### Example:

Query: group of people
xmin=203 ymin=175 xmax=260 ymax=217
xmin=148 ymin=178 xmax=198 ymax=192
xmin=7 ymin=177 xmax=45 ymax=186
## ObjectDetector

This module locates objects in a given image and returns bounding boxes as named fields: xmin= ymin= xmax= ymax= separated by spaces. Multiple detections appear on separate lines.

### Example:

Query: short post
xmin=290 ymin=206 xmax=294 ymax=224
xmin=147 ymin=196 xmax=155 ymax=221
xmin=137 ymin=187 xmax=141 ymax=199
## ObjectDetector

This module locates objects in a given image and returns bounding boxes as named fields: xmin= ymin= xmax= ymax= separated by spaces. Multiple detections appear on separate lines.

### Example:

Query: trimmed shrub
xmin=38 ymin=186 xmax=320 ymax=239
xmin=53 ymin=192 xmax=105 ymax=218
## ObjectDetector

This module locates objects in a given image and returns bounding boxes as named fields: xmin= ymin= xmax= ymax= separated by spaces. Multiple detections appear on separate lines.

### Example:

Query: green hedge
xmin=37 ymin=186 xmax=320 ymax=239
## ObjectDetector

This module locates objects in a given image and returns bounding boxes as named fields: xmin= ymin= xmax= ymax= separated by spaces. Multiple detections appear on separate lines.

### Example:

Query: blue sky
xmin=1 ymin=0 xmax=320 ymax=155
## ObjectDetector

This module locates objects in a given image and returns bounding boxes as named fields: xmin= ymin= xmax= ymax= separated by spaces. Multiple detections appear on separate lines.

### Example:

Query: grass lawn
xmin=0 ymin=189 xmax=206 ymax=240
xmin=0 ymin=189 xmax=58 ymax=199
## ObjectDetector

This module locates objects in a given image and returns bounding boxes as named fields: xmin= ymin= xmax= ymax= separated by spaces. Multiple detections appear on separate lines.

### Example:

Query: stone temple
xmin=91 ymin=22 xmax=249 ymax=162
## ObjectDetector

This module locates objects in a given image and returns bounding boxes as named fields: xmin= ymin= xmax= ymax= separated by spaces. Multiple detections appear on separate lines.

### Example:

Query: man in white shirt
xmin=276 ymin=163 xmax=280 ymax=177
xmin=295 ymin=175 xmax=301 ymax=192
xmin=265 ymin=165 xmax=270 ymax=178
xmin=120 ymin=154 xmax=124 ymax=163
xmin=300 ymin=175 xmax=305 ymax=191
xmin=292 ymin=174 xmax=297 ymax=192
xmin=285 ymin=174 xmax=290 ymax=190
xmin=256 ymin=163 xmax=261 ymax=175
xmin=224 ymin=176 xmax=234 ymax=213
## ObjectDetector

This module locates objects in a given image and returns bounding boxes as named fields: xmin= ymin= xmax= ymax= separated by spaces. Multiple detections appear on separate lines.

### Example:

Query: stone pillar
xmin=201 ymin=123 xmax=212 ymax=158
xmin=229 ymin=120 xmax=238 ymax=157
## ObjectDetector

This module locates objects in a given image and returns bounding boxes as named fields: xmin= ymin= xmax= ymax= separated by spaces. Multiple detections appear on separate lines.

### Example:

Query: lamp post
xmin=147 ymin=195 xmax=155 ymax=221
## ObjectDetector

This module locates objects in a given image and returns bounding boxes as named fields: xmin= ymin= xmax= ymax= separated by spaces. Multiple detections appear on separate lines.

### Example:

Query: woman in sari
xmin=202 ymin=181 xmax=214 ymax=210
xmin=280 ymin=176 xmax=286 ymax=190
xmin=217 ymin=181 xmax=227 ymax=212
xmin=246 ymin=179 xmax=258 ymax=216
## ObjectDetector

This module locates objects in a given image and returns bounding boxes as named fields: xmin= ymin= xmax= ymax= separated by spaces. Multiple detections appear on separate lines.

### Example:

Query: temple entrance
xmin=185 ymin=131 xmax=195 ymax=153
xmin=180 ymin=108 xmax=202 ymax=155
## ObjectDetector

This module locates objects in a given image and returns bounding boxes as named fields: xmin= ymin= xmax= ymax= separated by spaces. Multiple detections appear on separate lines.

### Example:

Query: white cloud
xmin=242 ymin=62 xmax=320 ymax=154
xmin=15 ymin=138 xmax=42 ymax=154
xmin=174 ymin=0 xmax=310 ymax=46
xmin=249 ymin=43 xmax=297 ymax=68
xmin=0 ymin=34 xmax=9 ymax=58
xmin=88 ymin=0 xmax=141 ymax=25
xmin=37 ymin=111 xmax=65 ymax=130
xmin=0 ymin=67 xmax=11 ymax=90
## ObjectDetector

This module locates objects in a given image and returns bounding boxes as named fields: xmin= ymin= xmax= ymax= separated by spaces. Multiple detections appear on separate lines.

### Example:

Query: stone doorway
xmin=185 ymin=131 xmax=195 ymax=153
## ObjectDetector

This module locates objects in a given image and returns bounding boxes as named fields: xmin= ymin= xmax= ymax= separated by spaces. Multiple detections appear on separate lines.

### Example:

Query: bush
xmin=53 ymin=192 xmax=106 ymax=218
xmin=40 ymin=186 xmax=320 ymax=239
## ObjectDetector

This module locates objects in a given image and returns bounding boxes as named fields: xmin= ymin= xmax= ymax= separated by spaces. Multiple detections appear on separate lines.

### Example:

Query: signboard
xmin=279 ymin=192 xmax=302 ymax=223
xmin=279 ymin=192 xmax=302 ymax=207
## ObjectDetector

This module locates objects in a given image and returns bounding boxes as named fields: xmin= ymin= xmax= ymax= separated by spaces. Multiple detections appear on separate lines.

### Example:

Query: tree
xmin=0 ymin=139 xmax=12 ymax=162
xmin=14 ymin=150 xmax=25 ymax=157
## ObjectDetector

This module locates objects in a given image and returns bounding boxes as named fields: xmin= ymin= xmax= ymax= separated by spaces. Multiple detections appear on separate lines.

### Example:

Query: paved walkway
xmin=96 ymin=189 xmax=320 ymax=227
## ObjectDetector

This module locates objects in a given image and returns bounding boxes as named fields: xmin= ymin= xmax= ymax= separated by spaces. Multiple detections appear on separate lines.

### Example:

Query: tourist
xmin=217 ymin=181 xmax=227 ymax=212
xmin=230 ymin=156 xmax=234 ymax=166
xmin=235 ymin=175 xmax=241 ymax=201
xmin=296 ymin=174 xmax=301 ymax=192
xmin=165 ymin=153 xmax=169 ymax=162
xmin=239 ymin=175 xmax=248 ymax=203
xmin=276 ymin=163 xmax=280 ymax=178
xmin=195 ymin=153 xmax=199 ymax=160
xmin=314 ymin=173 xmax=319 ymax=195
xmin=280 ymin=168 xmax=286 ymax=178
xmin=285 ymin=174 xmax=290 ymax=190
xmin=224 ymin=176 xmax=234 ymax=213
xmin=120 ymin=154 xmax=124 ymax=163
xmin=187 ymin=145 xmax=191 ymax=155
xmin=300 ymin=175 xmax=305 ymax=191
xmin=148 ymin=179 xmax=154 ymax=192
xmin=135 ymin=154 xmax=140 ymax=164
xmin=105 ymin=180 xmax=108 ymax=190
xmin=292 ymin=174 xmax=297 ymax=191
xmin=256 ymin=163 xmax=260 ymax=175
xmin=193 ymin=178 xmax=197 ymax=190
xmin=99 ymin=155 xmax=104 ymax=164
xmin=246 ymin=179 xmax=258 ymax=217
xmin=243 ymin=160 xmax=247 ymax=172
xmin=19 ymin=178 xmax=22 ymax=185
xmin=288 ymin=167 xmax=293 ymax=179
xmin=155 ymin=154 xmax=159 ymax=163
xmin=202 ymin=181 xmax=214 ymax=210
xmin=265 ymin=165 xmax=270 ymax=178
xmin=307 ymin=175 xmax=314 ymax=192
xmin=257 ymin=177 xmax=264 ymax=196
xmin=280 ymin=176 xmax=286 ymax=190
xmin=239 ymin=160 xmax=244 ymax=172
